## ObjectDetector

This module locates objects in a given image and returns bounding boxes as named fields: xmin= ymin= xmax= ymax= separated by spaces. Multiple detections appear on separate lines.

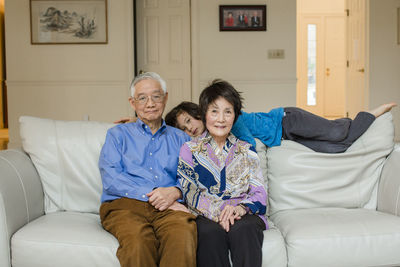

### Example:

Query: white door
xmin=346 ymin=0 xmax=367 ymax=118
xmin=324 ymin=15 xmax=346 ymax=117
xmin=297 ymin=14 xmax=346 ymax=118
xmin=136 ymin=0 xmax=191 ymax=113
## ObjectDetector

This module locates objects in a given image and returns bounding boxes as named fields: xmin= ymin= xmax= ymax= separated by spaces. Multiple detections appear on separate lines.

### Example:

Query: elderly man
xmin=99 ymin=72 xmax=196 ymax=267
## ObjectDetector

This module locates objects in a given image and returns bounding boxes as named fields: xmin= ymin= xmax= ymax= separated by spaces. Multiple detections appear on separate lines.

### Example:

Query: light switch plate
xmin=268 ymin=49 xmax=285 ymax=59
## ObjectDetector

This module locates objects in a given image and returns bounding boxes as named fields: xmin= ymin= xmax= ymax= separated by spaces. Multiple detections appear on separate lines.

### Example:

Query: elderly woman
xmin=177 ymin=79 xmax=268 ymax=267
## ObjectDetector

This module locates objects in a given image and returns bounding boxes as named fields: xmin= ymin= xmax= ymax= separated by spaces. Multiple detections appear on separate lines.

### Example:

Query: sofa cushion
xmin=11 ymin=212 xmax=120 ymax=267
xmin=11 ymin=211 xmax=287 ymax=267
xmin=262 ymin=225 xmax=287 ymax=267
xmin=271 ymin=208 xmax=400 ymax=267
xmin=19 ymin=116 xmax=113 ymax=213
xmin=267 ymin=112 xmax=394 ymax=215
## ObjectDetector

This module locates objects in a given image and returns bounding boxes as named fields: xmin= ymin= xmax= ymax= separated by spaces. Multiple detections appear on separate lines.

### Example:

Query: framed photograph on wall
xmin=30 ymin=0 xmax=108 ymax=44
xmin=219 ymin=5 xmax=266 ymax=31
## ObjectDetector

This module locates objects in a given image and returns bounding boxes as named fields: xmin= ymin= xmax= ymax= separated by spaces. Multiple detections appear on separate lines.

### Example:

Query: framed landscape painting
xmin=30 ymin=0 xmax=108 ymax=44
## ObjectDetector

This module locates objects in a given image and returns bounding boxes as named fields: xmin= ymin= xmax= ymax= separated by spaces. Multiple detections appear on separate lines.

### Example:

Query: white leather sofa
xmin=1 ymin=113 xmax=400 ymax=267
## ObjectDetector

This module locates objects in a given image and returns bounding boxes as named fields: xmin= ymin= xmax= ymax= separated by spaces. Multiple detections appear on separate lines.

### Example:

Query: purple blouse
xmin=177 ymin=131 xmax=268 ymax=228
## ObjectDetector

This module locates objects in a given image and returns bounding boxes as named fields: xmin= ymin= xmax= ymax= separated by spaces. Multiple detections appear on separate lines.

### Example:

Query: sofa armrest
xmin=377 ymin=146 xmax=400 ymax=216
xmin=0 ymin=149 xmax=44 ymax=267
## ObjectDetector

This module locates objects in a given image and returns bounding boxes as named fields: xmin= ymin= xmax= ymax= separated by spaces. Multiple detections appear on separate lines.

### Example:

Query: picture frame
xmin=30 ymin=0 xmax=108 ymax=44
xmin=219 ymin=5 xmax=266 ymax=31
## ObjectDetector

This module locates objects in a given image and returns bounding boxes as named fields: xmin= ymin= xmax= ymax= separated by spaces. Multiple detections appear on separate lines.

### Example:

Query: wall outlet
xmin=83 ymin=114 xmax=90 ymax=121
xmin=268 ymin=49 xmax=285 ymax=59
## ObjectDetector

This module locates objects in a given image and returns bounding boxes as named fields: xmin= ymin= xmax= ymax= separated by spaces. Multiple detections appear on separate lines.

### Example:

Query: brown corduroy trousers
xmin=100 ymin=197 xmax=197 ymax=267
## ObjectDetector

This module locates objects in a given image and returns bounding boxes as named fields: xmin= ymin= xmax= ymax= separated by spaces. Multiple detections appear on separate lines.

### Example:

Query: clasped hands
xmin=219 ymin=205 xmax=247 ymax=232
xmin=147 ymin=186 xmax=189 ymax=213
xmin=146 ymin=188 xmax=247 ymax=228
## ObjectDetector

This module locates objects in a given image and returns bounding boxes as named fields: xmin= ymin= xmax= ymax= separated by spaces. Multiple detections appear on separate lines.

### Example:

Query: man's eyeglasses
xmin=134 ymin=94 xmax=165 ymax=105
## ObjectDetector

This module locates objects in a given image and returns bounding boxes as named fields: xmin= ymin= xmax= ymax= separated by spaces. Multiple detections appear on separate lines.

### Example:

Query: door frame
xmin=0 ymin=0 xmax=6 ymax=128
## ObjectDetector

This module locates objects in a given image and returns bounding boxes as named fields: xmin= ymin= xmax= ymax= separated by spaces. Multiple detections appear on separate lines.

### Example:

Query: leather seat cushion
xmin=271 ymin=207 xmax=400 ymax=267
xmin=11 ymin=211 xmax=288 ymax=267
xmin=11 ymin=212 xmax=120 ymax=267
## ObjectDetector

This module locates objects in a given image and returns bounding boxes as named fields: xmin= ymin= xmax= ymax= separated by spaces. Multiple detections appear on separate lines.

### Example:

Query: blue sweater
xmin=231 ymin=107 xmax=285 ymax=148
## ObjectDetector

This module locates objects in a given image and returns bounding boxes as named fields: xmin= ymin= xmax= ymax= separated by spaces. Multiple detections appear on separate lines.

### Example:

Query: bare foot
xmin=369 ymin=102 xmax=397 ymax=118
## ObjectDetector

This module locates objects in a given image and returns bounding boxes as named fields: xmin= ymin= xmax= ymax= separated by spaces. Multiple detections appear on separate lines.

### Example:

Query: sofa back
xmin=20 ymin=116 xmax=113 ymax=213
xmin=20 ymin=113 xmax=394 ymax=215
xmin=262 ymin=112 xmax=394 ymax=215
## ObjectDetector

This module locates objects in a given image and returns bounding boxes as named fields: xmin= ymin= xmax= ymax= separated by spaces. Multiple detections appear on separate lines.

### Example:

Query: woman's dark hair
xmin=165 ymin=101 xmax=201 ymax=128
xmin=199 ymin=79 xmax=243 ymax=124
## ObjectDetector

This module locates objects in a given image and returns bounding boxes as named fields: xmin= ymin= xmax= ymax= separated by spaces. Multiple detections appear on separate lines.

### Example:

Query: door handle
xmin=357 ymin=68 xmax=365 ymax=73
xmin=139 ymin=69 xmax=147 ymax=75
xmin=326 ymin=68 xmax=330 ymax=76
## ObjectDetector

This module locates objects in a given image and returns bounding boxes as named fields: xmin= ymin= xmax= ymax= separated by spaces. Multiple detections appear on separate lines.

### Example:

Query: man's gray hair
xmin=130 ymin=72 xmax=167 ymax=97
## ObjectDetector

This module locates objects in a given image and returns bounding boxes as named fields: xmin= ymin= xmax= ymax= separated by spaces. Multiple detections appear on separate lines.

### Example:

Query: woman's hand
xmin=219 ymin=205 xmax=246 ymax=232
xmin=219 ymin=205 xmax=246 ymax=222
xmin=219 ymin=205 xmax=236 ymax=223
xmin=219 ymin=219 xmax=231 ymax=232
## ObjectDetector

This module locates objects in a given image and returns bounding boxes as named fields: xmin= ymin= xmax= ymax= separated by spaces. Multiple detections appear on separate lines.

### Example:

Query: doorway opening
xmin=296 ymin=0 xmax=368 ymax=119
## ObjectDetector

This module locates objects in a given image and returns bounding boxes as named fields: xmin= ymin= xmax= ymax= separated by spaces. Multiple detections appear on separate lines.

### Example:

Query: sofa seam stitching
xmin=53 ymin=120 xmax=64 ymax=211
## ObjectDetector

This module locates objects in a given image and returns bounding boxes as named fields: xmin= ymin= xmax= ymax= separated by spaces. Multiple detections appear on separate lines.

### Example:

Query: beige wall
xmin=5 ymin=0 xmax=134 ymax=147
xmin=192 ymin=0 xmax=297 ymax=112
xmin=369 ymin=0 xmax=400 ymax=141
xmin=6 ymin=0 xmax=297 ymax=147
xmin=4 ymin=0 xmax=400 ymax=146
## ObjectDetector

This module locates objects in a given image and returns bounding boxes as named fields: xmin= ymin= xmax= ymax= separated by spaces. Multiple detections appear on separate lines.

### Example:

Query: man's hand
xmin=168 ymin=202 xmax=190 ymax=213
xmin=147 ymin=187 xmax=181 ymax=211
xmin=113 ymin=116 xmax=137 ymax=124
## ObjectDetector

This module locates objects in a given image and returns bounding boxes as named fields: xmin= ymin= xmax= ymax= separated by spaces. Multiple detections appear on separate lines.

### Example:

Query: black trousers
xmin=196 ymin=214 xmax=266 ymax=267
xmin=282 ymin=107 xmax=375 ymax=153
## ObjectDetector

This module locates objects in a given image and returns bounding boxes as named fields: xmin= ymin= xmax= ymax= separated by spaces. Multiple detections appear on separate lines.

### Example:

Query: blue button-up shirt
xmin=99 ymin=118 xmax=190 ymax=203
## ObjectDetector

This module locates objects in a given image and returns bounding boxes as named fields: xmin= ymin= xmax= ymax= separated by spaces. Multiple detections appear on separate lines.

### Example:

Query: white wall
xmin=369 ymin=0 xmax=400 ymax=141
xmin=192 ymin=0 xmax=297 ymax=112
xmin=5 ymin=0 xmax=134 ymax=147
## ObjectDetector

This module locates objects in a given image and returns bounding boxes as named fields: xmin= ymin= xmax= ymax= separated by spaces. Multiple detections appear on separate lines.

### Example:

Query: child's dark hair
xmin=165 ymin=101 xmax=201 ymax=128
xmin=199 ymin=79 xmax=243 ymax=124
